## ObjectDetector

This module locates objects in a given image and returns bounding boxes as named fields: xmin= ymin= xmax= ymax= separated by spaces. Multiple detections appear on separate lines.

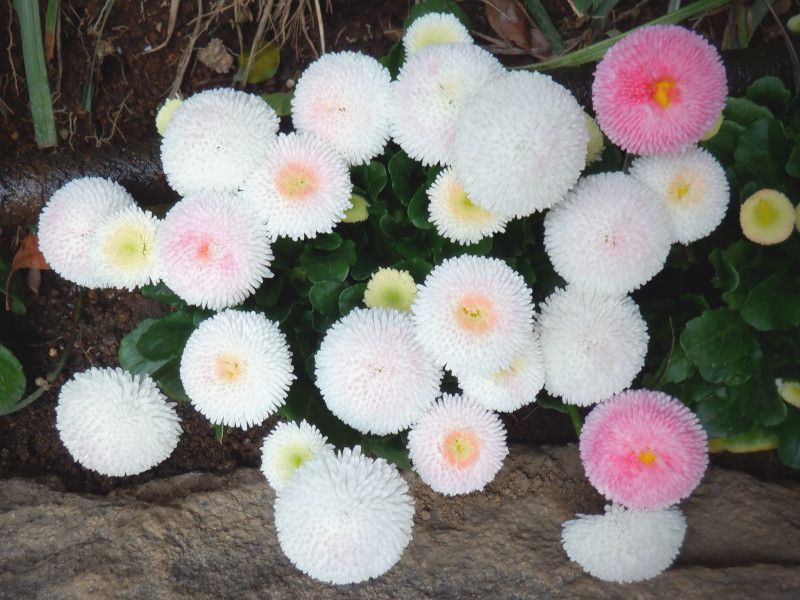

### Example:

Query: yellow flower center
xmin=442 ymin=429 xmax=481 ymax=468
xmin=491 ymin=355 xmax=525 ymax=383
xmin=446 ymin=183 xmax=491 ymax=224
xmin=638 ymin=449 xmax=657 ymax=466
xmin=104 ymin=226 xmax=151 ymax=270
xmin=455 ymin=294 xmax=496 ymax=335
xmin=276 ymin=163 xmax=319 ymax=200
xmin=754 ymin=198 xmax=779 ymax=226
xmin=651 ymin=78 xmax=676 ymax=109
xmin=215 ymin=353 xmax=244 ymax=382
xmin=276 ymin=442 xmax=314 ymax=481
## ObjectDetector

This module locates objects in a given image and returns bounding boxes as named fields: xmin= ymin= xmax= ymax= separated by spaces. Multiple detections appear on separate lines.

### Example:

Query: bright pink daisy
xmin=580 ymin=389 xmax=708 ymax=510
xmin=592 ymin=25 xmax=726 ymax=155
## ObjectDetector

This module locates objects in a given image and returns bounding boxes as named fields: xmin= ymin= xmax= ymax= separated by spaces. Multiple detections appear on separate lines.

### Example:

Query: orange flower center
xmin=442 ymin=429 xmax=481 ymax=468
xmin=276 ymin=163 xmax=319 ymax=200
xmin=650 ymin=78 xmax=676 ymax=109
xmin=637 ymin=449 xmax=657 ymax=466
xmin=454 ymin=294 xmax=497 ymax=335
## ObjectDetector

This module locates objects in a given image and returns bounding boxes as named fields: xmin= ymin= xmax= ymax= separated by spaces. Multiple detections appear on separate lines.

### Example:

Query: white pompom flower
xmin=630 ymin=145 xmax=730 ymax=244
xmin=157 ymin=193 xmax=273 ymax=310
xmin=403 ymin=12 xmax=472 ymax=55
xmin=91 ymin=205 xmax=160 ymax=290
xmin=239 ymin=132 xmax=353 ymax=240
xmin=274 ymin=446 xmax=414 ymax=585
xmin=291 ymin=51 xmax=392 ymax=165
xmin=180 ymin=310 xmax=295 ymax=428
xmin=260 ymin=420 xmax=334 ymax=492
xmin=455 ymin=331 xmax=545 ymax=413
xmin=561 ymin=504 xmax=687 ymax=583
xmin=391 ymin=43 xmax=504 ymax=166
xmin=544 ymin=172 xmax=673 ymax=295
xmin=412 ymin=255 xmax=534 ymax=376
xmin=55 ymin=367 xmax=181 ymax=477
xmin=160 ymin=88 xmax=279 ymax=195
xmin=452 ymin=71 xmax=588 ymax=217
xmin=407 ymin=393 xmax=508 ymax=495
xmin=315 ymin=308 xmax=442 ymax=435
xmin=537 ymin=286 xmax=648 ymax=407
xmin=38 ymin=177 xmax=134 ymax=287
xmin=427 ymin=167 xmax=508 ymax=244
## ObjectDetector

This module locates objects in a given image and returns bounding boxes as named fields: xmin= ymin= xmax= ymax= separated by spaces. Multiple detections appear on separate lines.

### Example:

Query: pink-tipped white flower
xmin=407 ymin=393 xmax=508 ymax=495
xmin=157 ymin=193 xmax=273 ymax=310
xmin=403 ymin=12 xmax=472 ymax=55
xmin=239 ymin=132 xmax=353 ymax=240
xmin=160 ymin=88 xmax=279 ymax=195
xmin=38 ymin=177 xmax=134 ymax=287
xmin=390 ymin=43 xmax=504 ymax=166
xmin=412 ymin=255 xmax=534 ymax=376
xmin=427 ymin=167 xmax=508 ymax=244
xmin=55 ymin=367 xmax=181 ymax=477
xmin=180 ymin=310 xmax=294 ymax=429
xmin=592 ymin=25 xmax=727 ymax=155
xmin=291 ymin=51 xmax=392 ymax=165
xmin=260 ymin=420 xmax=334 ymax=492
xmin=580 ymin=389 xmax=708 ymax=509
xmin=537 ymin=287 xmax=648 ymax=407
xmin=455 ymin=331 xmax=544 ymax=413
xmin=630 ymin=146 xmax=730 ymax=244
xmin=274 ymin=447 xmax=414 ymax=584
xmin=544 ymin=173 xmax=673 ymax=295
xmin=315 ymin=308 xmax=442 ymax=435
xmin=452 ymin=71 xmax=588 ymax=217
xmin=91 ymin=205 xmax=160 ymax=290
xmin=562 ymin=505 xmax=687 ymax=583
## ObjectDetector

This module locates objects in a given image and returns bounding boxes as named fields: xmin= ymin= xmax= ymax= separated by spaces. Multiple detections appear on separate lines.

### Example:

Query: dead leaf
xmin=197 ymin=38 xmax=234 ymax=74
xmin=485 ymin=0 xmax=551 ymax=57
xmin=5 ymin=234 xmax=50 ymax=309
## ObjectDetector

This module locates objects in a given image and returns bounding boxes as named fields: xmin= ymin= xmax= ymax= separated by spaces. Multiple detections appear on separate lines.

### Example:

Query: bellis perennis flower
xmin=38 ymin=177 xmax=134 ymax=288
xmin=180 ymin=310 xmax=294 ymax=429
xmin=315 ymin=308 xmax=442 ymax=435
xmin=412 ymin=255 xmax=534 ymax=376
xmin=562 ymin=504 xmax=687 ymax=583
xmin=260 ymin=420 xmax=334 ymax=492
xmin=592 ymin=25 xmax=726 ymax=155
xmin=402 ymin=12 xmax=472 ymax=55
xmin=580 ymin=389 xmax=708 ymax=509
xmin=160 ymin=88 xmax=279 ymax=195
xmin=55 ymin=367 xmax=181 ymax=477
xmin=740 ymin=189 xmax=796 ymax=245
xmin=274 ymin=446 xmax=414 ymax=584
xmin=92 ymin=205 xmax=160 ymax=290
xmin=407 ymin=393 xmax=508 ymax=495
xmin=157 ymin=193 xmax=273 ymax=310
xmin=363 ymin=268 xmax=417 ymax=311
xmin=291 ymin=51 xmax=392 ymax=165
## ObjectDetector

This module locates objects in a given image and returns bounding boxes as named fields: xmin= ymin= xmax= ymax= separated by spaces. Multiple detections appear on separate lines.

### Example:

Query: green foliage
xmin=0 ymin=344 xmax=26 ymax=415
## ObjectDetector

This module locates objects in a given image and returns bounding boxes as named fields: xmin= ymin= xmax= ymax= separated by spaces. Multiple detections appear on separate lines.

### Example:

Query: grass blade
xmin=44 ymin=0 xmax=59 ymax=61
xmin=522 ymin=0 xmax=564 ymax=53
xmin=14 ymin=0 xmax=57 ymax=148
xmin=520 ymin=0 xmax=731 ymax=71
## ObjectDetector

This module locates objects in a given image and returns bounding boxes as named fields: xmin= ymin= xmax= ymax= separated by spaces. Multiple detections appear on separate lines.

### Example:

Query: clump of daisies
xmin=315 ymin=308 xmax=442 ymax=435
xmin=274 ymin=446 xmax=414 ymax=584
xmin=561 ymin=389 xmax=708 ymax=582
xmin=260 ymin=420 xmax=333 ymax=491
xmin=180 ymin=310 xmax=294 ymax=429
xmin=56 ymin=367 xmax=181 ymax=476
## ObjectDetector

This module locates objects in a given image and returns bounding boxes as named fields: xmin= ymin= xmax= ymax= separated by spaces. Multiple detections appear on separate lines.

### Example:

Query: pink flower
xmin=580 ymin=389 xmax=708 ymax=509
xmin=592 ymin=25 xmax=726 ymax=155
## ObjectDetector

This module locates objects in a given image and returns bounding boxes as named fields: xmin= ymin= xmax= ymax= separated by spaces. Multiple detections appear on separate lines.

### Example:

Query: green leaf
xmin=312 ymin=232 xmax=343 ymax=251
xmin=702 ymin=119 xmax=745 ymax=164
xmin=379 ymin=41 xmax=405 ymax=78
xmin=733 ymin=118 xmax=790 ymax=187
xmin=725 ymin=97 xmax=774 ymax=126
xmin=252 ymin=277 xmax=285 ymax=309
xmin=262 ymin=91 xmax=293 ymax=117
xmin=213 ymin=423 xmax=225 ymax=443
xmin=0 ymin=257 xmax=27 ymax=315
xmin=407 ymin=186 xmax=433 ymax=230
xmin=787 ymin=143 xmax=800 ymax=178
xmin=135 ymin=312 xmax=195 ymax=361
xmin=299 ymin=240 xmax=357 ymax=283
xmin=388 ymin=150 xmax=425 ymax=206
xmin=361 ymin=435 xmax=411 ymax=470
xmin=695 ymin=393 xmax=754 ymax=438
xmin=778 ymin=409 xmax=800 ymax=468
xmin=139 ymin=282 xmax=186 ymax=307
xmin=352 ymin=161 xmax=387 ymax=201
xmin=663 ymin=345 xmax=694 ymax=384
xmin=234 ymin=43 xmax=280 ymax=84
xmin=740 ymin=274 xmax=800 ymax=331
xmin=309 ymin=280 xmax=341 ymax=316
xmin=746 ymin=76 xmax=790 ymax=117
xmin=730 ymin=361 xmax=787 ymax=427
xmin=405 ymin=0 xmax=469 ymax=27
xmin=0 ymin=343 xmax=26 ymax=413
xmin=708 ymin=248 xmax=740 ymax=293
xmin=680 ymin=309 xmax=760 ymax=385
xmin=151 ymin=358 xmax=191 ymax=402
xmin=708 ymin=427 xmax=779 ymax=453
xmin=119 ymin=319 xmax=171 ymax=376
xmin=338 ymin=283 xmax=367 ymax=316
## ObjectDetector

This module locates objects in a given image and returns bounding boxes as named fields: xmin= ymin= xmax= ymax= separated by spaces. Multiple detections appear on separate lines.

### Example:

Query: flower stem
xmin=566 ymin=404 xmax=582 ymax=438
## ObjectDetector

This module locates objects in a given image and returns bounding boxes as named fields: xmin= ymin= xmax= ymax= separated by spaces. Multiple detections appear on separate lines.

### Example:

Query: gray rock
xmin=1 ymin=445 xmax=799 ymax=599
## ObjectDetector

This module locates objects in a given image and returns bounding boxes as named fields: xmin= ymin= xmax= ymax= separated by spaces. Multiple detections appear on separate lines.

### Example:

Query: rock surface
xmin=1 ymin=445 xmax=799 ymax=599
